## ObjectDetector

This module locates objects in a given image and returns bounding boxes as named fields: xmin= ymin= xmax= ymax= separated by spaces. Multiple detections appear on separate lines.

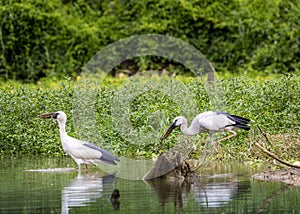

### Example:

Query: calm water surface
xmin=1 ymin=157 xmax=300 ymax=213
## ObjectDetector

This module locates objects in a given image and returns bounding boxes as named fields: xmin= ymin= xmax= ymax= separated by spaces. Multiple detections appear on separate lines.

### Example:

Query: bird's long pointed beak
xmin=160 ymin=122 xmax=177 ymax=143
xmin=38 ymin=112 xmax=57 ymax=119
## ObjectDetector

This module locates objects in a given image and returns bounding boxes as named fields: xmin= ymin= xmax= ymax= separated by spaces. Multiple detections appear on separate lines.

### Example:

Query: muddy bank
xmin=253 ymin=168 xmax=300 ymax=186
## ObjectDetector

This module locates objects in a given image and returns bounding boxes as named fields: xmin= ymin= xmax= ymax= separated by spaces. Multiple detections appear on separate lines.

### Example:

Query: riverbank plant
xmin=0 ymin=75 xmax=299 ymax=163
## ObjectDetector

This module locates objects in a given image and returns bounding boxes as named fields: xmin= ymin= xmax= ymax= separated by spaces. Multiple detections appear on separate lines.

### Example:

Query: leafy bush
xmin=0 ymin=75 xmax=299 ymax=161
xmin=0 ymin=83 xmax=73 ymax=156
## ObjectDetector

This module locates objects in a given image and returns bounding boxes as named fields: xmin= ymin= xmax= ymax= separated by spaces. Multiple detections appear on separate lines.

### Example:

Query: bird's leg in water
xmin=85 ymin=164 xmax=88 ymax=170
xmin=217 ymin=130 xmax=237 ymax=142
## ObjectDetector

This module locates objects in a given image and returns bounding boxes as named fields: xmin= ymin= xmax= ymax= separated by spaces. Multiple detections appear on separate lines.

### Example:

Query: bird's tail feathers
xmin=100 ymin=151 xmax=120 ymax=165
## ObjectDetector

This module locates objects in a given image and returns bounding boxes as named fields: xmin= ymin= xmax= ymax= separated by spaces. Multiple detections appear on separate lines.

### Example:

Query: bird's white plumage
xmin=161 ymin=111 xmax=250 ymax=149
xmin=39 ymin=111 xmax=119 ymax=170
xmin=173 ymin=111 xmax=240 ymax=135
xmin=196 ymin=111 xmax=235 ymax=132
xmin=61 ymin=136 xmax=103 ymax=165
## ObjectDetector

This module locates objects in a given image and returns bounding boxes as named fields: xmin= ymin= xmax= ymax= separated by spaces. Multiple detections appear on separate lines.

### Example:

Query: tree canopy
xmin=1 ymin=0 xmax=300 ymax=82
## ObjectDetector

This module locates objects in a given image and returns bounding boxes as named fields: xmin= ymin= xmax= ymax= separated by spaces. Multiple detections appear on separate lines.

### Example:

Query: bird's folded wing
xmin=68 ymin=142 xmax=101 ymax=159
xmin=198 ymin=114 xmax=234 ymax=131
xmin=84 ymin=142 xmax=120 ymax=164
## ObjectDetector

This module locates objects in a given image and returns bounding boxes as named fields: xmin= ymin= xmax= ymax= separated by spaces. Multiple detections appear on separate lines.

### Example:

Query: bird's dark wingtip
xmin=225 ymin=113 xmax=250 ymax=124
xmin=234 ymin=124 xmax=251 ymax=131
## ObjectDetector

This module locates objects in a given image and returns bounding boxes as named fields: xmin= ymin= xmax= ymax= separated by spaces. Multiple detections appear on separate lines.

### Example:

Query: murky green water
xmin=1 ymin=157 xmax=300 ymax=213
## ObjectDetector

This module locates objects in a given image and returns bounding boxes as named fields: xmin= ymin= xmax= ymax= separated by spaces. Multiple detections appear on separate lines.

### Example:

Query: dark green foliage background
xmin=1 ymin=0 xmax=300 ymax=82
xmin=0 ymin=76 xmax=299 ymax=159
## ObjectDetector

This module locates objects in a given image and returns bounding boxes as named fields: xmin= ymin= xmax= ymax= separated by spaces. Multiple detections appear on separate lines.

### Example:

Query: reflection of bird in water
xmin=109 ymin=189 xmax=120 ymax=210
xmin=38 ymin=111 xmax=120 ymax=170
xmin=192 ymin=176 xmax=250 ymax=208
xmin=192 ymin=181 xmax=238 ymax=208
xmin=61 ymin=172 xmax=115 ymax=214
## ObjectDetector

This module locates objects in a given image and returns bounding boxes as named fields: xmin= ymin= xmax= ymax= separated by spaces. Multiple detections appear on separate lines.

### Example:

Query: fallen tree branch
xmin=256 ymin=126 xmax=300 ymax=169
xmin=257 ymin=125 xmax=273 ymax=147
xmin=254 ymin=143 xmax=300 ymax=168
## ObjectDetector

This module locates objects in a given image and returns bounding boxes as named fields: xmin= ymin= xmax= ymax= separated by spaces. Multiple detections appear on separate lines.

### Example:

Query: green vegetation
xmin=1 ymin=0 xmax=299 ymax=163
xmin=0 ymin=75 xmax=299 ymax=163
xmin=1 ymin=0 xmax=300 ymax=82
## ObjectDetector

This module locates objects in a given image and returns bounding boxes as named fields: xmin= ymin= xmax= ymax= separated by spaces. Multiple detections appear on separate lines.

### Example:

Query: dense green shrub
xmin=1 ymin=0 xmax=300 ymax=82
xmin=0 ymin=75 xmax=299 ymax=160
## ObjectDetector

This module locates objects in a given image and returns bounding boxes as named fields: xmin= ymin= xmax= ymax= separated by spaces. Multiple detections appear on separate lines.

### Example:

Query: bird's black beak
xmin=38 ymin=112 xmax=58 ymax=119
xmin=160 ymin=121 xmax=177 ymax=143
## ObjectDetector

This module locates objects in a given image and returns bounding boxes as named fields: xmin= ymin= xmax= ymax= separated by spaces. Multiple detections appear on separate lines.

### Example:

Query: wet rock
xmin=110 ymin=189 xmax=120 ymax=201
xmin=109 ymin=189 xmax=120 ymax=210
xmin=143 ymin=152 xmax=193 ymax=180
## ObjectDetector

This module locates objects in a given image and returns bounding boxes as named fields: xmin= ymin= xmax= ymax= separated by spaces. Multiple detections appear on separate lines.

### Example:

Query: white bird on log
xmin=39 ymin=111 xmax=120 ymax=170
xmin=160 ymin=111 xmax=250 ymax=148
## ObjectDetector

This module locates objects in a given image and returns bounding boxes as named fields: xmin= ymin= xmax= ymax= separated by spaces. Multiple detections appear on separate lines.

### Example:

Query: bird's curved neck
xmin=180 ymin=117 xmax=200 ymax=136
xmin=57 ymin=120 xmax=68 ymax=138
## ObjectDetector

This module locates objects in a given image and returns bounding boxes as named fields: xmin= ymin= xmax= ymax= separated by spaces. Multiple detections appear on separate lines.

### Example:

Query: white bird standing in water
xmin=160 ymin=111 xmax=250 ymax=148
xmin=39 ymin=111 xmax=120 ymax=170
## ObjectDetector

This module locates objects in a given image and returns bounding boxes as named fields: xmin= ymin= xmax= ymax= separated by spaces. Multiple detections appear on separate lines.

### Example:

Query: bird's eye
xmin=53 ymin=113 xmax=59 ymax=119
